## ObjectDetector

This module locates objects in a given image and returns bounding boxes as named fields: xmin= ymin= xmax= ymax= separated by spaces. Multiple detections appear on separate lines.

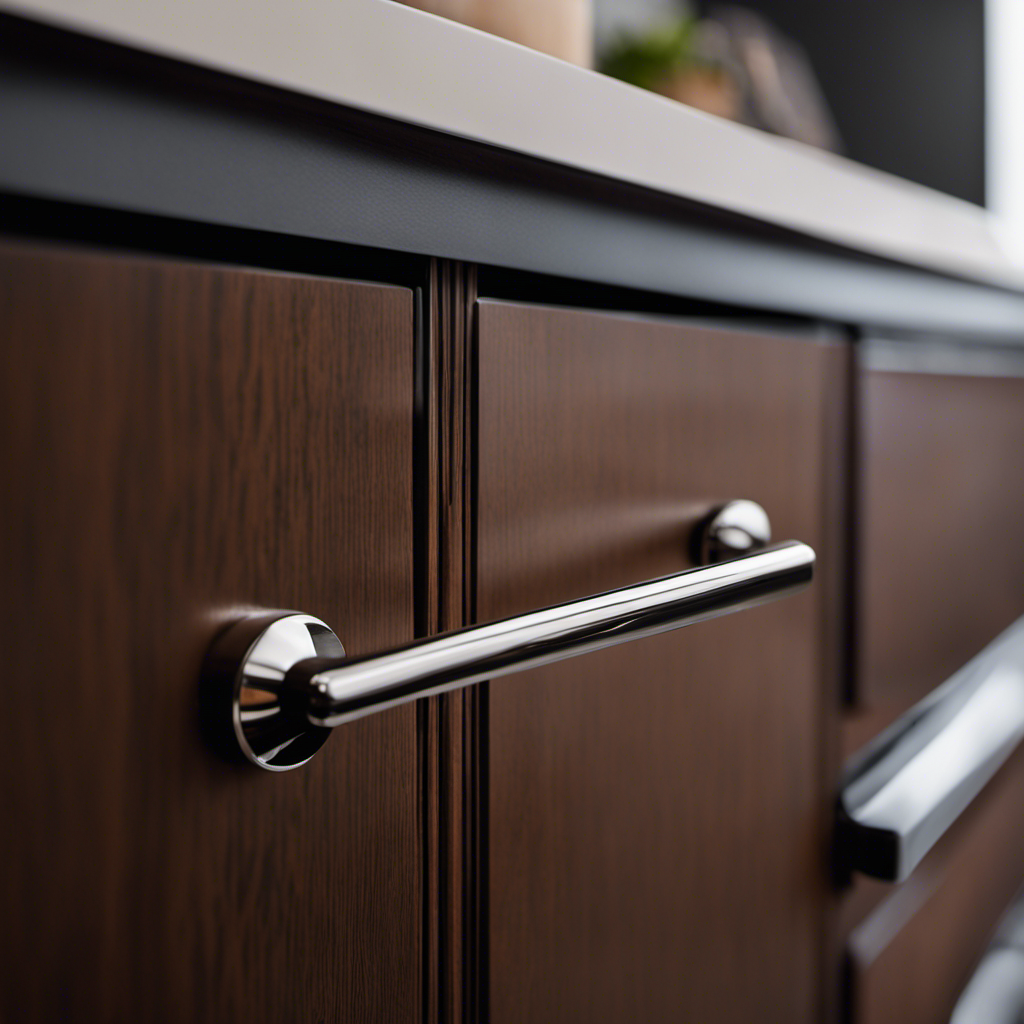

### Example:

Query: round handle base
xmin=200 ymin=612 xmax=343 ymax=771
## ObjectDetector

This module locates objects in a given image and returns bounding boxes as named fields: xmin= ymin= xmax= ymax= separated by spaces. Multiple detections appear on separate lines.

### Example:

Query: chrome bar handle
xmin=950 ymin=893 xmax=1024 ymax=1024
xmin=201 ymin=502 xmax=813 ymax=771
xmin=840 ymin=616 xmax=1024 ymax=883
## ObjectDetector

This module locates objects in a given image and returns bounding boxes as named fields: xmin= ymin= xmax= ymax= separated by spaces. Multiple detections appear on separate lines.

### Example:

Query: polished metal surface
xmin=695 ymin=499 xmax=772 ymax=564
xmin=201 ymin=612 xmax=343 ymax=771
xmin=841 ymin=616 xmax=1024 ymax=882
xmin=950 ymin=892 xmax=1024 ymax=1024
xmin=204 ymin=536 xmax=814 ymax=770
xmin=949 ymin=951 xmax=1024 ymax=1024
xmin=303 ymin=540 xmax=811 ymax=728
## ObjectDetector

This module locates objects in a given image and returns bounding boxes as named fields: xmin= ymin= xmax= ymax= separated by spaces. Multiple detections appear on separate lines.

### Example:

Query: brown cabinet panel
xmin=854 ymin=365 xmax=1024 ymax=744
xmin=477 ymin=301 xmax=846 ymax=1023
xmin=0 ymin=244 xmax=419 ymax=1022
xmin=848 ymin=745 xmax=1024 ymax=1024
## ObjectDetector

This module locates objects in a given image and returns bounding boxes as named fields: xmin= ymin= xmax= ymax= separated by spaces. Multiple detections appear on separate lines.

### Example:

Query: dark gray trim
xmin=861 ymin=337 xmax=1024 ymax=377
xmin=3 ymin=16 xmax=1024 ymax=339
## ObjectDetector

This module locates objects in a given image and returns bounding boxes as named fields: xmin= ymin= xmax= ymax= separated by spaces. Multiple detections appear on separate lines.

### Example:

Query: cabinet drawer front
xmin=0 ymin=243 xmax=419 ymax=1022
xmin=848 ymin=746 xmax=1024 ymax=1024
xmin=477 ymin=301 xmax=846 ymax=1024
xmin=857 ymin=350 xmax=1024 ymax=736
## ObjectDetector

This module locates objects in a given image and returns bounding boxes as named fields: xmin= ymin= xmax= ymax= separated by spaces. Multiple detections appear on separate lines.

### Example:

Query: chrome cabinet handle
xmin=840 ymin=617 xmax=1024 ymax=882
xmin=201 ymin=501 xmax=813 ymax=771
xmin=950 ymin=893 xmax=1024 ymax=1024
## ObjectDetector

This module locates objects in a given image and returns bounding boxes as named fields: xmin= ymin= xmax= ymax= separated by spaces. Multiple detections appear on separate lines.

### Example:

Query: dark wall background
xmin=696 ymin=0 xmax=986 ymax=206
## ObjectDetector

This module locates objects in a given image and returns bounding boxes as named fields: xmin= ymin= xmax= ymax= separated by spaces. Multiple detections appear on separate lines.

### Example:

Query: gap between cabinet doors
xmin=417 ymin=258 xmax=486 ymax=1024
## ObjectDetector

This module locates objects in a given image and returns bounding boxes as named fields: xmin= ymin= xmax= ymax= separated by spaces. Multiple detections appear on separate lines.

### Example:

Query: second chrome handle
xmin=840 ymin=615 xmax=1024 ymax=882
xmin=202 ymin=503 xmax=814 ymax=770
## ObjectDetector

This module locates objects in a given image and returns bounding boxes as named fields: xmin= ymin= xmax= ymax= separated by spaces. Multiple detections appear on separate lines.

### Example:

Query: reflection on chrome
xmin=841 ymin=616 xmax=1024 ymax=882
xmin=203 ymin=535 xmax=814 ymax=772
xmin=950 ymin=890 xmax=1024 ymax=1024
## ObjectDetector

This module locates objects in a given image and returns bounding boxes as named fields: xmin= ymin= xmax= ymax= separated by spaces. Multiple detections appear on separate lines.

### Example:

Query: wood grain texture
xmin=0 ymin=243 xmax=419 ymax=1023
xmin=476 ymin=301 xmax=847 ymax=1024
xmin=848 ymin=744 xmax=1024 ymax=1024
xmin=850 ymin=369 xmax=1024 ymax=751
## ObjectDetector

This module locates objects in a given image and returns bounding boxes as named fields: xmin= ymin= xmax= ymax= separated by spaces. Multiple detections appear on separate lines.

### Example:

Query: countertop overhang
xmin=2 ymin=0 xmax=1022 ymax=292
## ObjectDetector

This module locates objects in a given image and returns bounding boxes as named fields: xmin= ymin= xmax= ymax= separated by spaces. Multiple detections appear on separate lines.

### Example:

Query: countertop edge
xmin=3 ymin=0 xmax=1023 ymax=292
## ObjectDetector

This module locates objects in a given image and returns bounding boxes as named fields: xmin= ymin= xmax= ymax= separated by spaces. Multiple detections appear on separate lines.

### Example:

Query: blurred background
xmin=400 ymin=0 xmax=1024 ymax=247
xmin=596 ymin=0 xmax=986 ymax=207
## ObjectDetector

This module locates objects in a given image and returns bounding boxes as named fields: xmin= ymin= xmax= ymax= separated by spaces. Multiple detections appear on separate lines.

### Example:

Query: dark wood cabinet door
xmin=0 ymin=243 xmax=419 ymax=1023
xmin=476 ymin=301 xmax=846 ymax=1024
xmin=854 ymin=355 xmax=1024 ymax=745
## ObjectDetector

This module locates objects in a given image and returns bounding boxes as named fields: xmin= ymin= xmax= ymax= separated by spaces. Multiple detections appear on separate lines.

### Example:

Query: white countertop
xmin=5 ymin=0 xmax=1024 ymax=290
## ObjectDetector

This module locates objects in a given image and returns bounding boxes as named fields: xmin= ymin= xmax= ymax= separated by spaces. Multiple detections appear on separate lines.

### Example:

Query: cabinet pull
xmin=201 ymin=502 xmax=812 ymax=771
xmin=950 ymin=893 xmax=1024 ymax=1024
xmin=840 ymin=617 xmax=1024 ymax=882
